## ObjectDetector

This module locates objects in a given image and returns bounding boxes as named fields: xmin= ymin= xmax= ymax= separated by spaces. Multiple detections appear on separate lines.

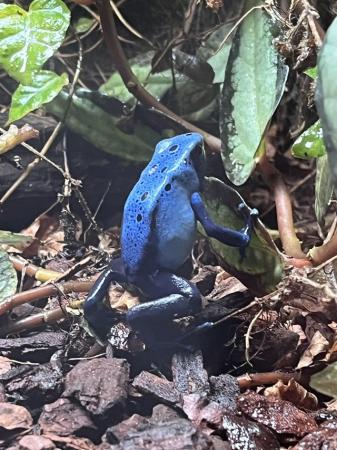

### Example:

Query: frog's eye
xmin=168 ymin=144 xmax=178 ymax=153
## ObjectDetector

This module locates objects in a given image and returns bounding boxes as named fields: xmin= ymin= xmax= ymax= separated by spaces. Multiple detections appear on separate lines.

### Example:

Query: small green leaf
xmin=0 ymin=231 xmax=34 ymax=249
xmin=75 ymin=17 xmax=95 ymax=34
xmin=0 ymin=0 xmax=70 ymax=81
xmin=0 ymin=251 xmax=17 ymax=303
xmin=316 ymin=17 xmax=337 ymax=191
xmin=220 ymin=0 xmax=288 ymax=185
xmin=201 ymin=22 xmax=236 ymax=84
xmin=310 ymin=362 xmax=337 ymax=398
xmin=100 ymin=53 xmax=174 ymax=104
xmin=315 ymin=154 xmax=334 ymax=224
xmin=8 ymin=71 xmax=68 ymax=123
xmin=304 ymin=66 xmax=318 ymax=79
xmin=291 ymin=121 xmax=326 ymax=159
xmin=201 ymin=177 xmax=284 ymax=296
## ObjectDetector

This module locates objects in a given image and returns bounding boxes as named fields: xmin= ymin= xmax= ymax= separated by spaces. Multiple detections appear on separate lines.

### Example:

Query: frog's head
xmin=154 ymin=132 xmax=205 ymax=175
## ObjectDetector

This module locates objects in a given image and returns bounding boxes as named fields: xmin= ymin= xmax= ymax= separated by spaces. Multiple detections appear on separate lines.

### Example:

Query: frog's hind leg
xmin=126 ymin=271 xmax=210 ymax=348
xmin=83 ymin=258 xmax=126 ymax=339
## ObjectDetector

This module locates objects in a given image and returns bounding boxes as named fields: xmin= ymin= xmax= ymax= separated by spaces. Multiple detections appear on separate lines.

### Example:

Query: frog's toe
xmin=250 ymin=208 xmax=259 ymax=217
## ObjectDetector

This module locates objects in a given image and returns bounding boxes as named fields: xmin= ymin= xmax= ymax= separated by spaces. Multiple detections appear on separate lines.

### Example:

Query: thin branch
xmin=96 ymin=0 xmax=221 ymax=153
xmin=9 ymin=255 xmax=61 ymax=282
xmin=0 ymin=279 xmax=95 ymax=316
xmin=258 ymin=156 xmax=307 ymax=260
xmin=237 ymin=371 xmax=301 ymax=390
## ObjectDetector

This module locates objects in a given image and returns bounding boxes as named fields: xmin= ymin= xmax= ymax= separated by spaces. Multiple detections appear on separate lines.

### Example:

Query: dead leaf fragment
xmin=296 ymin=330 xmax=330 ymax=369
xmin=0 ymin=402 xmax=33 ymax=430
xmin=0 ymin=124 xmax=38 ymax=155
xmin=264 ymin=378 xmax=318 ymax=410
xmin=237 ymin=391 xmax=317 ymax=436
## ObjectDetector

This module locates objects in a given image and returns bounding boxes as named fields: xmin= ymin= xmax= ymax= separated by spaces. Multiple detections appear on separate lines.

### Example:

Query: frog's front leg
xmin=191 ymin=192 xmax=257 ymax=257
xmin=126 ymin=271 xmax=208 ymax=346
xmin=83 ymin=258 xmax=126 ymax=339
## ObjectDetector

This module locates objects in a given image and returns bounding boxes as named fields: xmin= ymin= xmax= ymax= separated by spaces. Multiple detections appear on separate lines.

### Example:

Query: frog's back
xmin=121 ymin=133 xmax=203 ymax=277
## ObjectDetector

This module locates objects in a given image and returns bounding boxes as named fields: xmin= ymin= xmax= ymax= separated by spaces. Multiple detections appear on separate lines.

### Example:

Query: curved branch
xmin=96 ymin=0 xmax=221 ymax=153
xmin=0 ymin=279 xmax=95 ymax=316
xmin=258 ymin=157 xmax=308 ymax=260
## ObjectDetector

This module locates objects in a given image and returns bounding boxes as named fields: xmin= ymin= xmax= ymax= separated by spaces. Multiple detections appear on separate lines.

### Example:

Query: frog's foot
xmin=237 ymin=204 xmax=259 ymax=259
xmin=84 ymin=304 xmax=118 ymax=342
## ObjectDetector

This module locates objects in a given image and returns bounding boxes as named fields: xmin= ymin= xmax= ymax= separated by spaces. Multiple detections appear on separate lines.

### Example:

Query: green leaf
xmin=310 ymin=362 xmax=337 ymax=398
xmin=100 ymin=53 xmax=174 ymax=104
xmin=291 ymin=121 xmax=326 ymax=159
xmin=75 ymin=17 xmax=95 ymax=34
xmin=8 ymin=70 xmax=68 ymax=123
xmin=47 ymin=91 xmax=159 ymax=162
xmin=0 ymin=231 xmax=34 ymax=249
xmin=316 ymin=17 xmax=337 ymax=191
xmin=201 ymin=177 xmax=284 ymax=296
xmin=0 ymin=0 xmax=70 ymax=81
xmin=220 ymin=0 xmax=288 ymax=185
xmin=0 ymin=251 xmax=17 ymax=303
xmin=201 ymin=22 xmax=235 ymax=84
xmin=304 ymin=66 xmax=318 ymax=79
xmin=315 ymin=154 xmax=334 ymax=224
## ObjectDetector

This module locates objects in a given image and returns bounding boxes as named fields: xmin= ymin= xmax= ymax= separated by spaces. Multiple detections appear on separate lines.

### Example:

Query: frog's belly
xmin=156 ymin=198 xmax=196 ymax=271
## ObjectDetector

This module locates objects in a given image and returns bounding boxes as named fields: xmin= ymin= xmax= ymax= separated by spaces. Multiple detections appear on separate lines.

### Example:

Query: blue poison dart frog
xmin=84 ymin=133 xmax=257 ymax=345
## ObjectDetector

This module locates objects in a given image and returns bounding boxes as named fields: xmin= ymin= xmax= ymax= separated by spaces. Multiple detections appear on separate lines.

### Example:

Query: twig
xmin=0 ymin=307 xmax=67 ymax=336
xmin=0 ymin=30 xmax=83 ymax=207
xmin=237 ymin=371 xmax=301 ymax=390
xmin=309 ymin=227 xmax=337 ymax=266
xmin=96 ymin=0 xmax=221 ymax=153
xmin=244 ymin=308 xmax=263 ymax=367
xmin=0 ymin=126 xmax=73 ymax=179
xmin=110 ymin=0 xmax=153 ymax=46
xmin=0 ymin=279 xmax=95 ymax=316
xmin=9 ymin=255 xmax=61 ymax=282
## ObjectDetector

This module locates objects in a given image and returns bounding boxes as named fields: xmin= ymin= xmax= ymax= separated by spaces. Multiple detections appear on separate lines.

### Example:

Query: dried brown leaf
xmin=264 ymin=378 xmax=318 ymax=410
xmin=297 ymin=330 xmax=330 ymax=369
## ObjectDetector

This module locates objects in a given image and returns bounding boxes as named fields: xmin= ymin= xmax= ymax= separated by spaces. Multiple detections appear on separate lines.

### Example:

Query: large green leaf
xmin=291 ymin=121 xmax=326 ymax=159
xmin=47 ymin=91 xmax=159 ymax=162
xmin=0 ymin=0 xmax=70 ymax=81
xmin=310 ymin=362 xmax=337 ymax=398
xmin=201 ymin=177 xmax=284 ymax=296
xmin=316 ymin=17 xmax=337 ymax=191
xmin=315 ymin=154 xmax=334 ymax=225
xmin=220 ymin=0 xmax=288 ymax=185
xmin=9 ymin=71 xmax=68 ymax=123
xmin=0 ymin=231 xmax=34 ymax=249
xmin=0 ymin=251 xmax=17 ymax=304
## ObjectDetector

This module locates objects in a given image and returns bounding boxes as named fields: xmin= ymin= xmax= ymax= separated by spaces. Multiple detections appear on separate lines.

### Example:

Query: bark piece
xmin=237 ymin=391 xmax=318 ymax=437
xmin=172 ymin=350 xmax=209 ymax=395
xmin=0 ymin=402 xmax=32 ymax=430
xmin=18 ymin=435 xmax=56 ymax=450
xmin=4 ymin=363 xmax=63 ymax=408
xmin=63 ymin=358 xmax=129 ymax=417
xmin=39 ymin=398 xmax=97 ymax=438
xmin=222 ymin=413 xmax=279 ymax=450
xmin=132 ymin=371 xmax=179 ymax=404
